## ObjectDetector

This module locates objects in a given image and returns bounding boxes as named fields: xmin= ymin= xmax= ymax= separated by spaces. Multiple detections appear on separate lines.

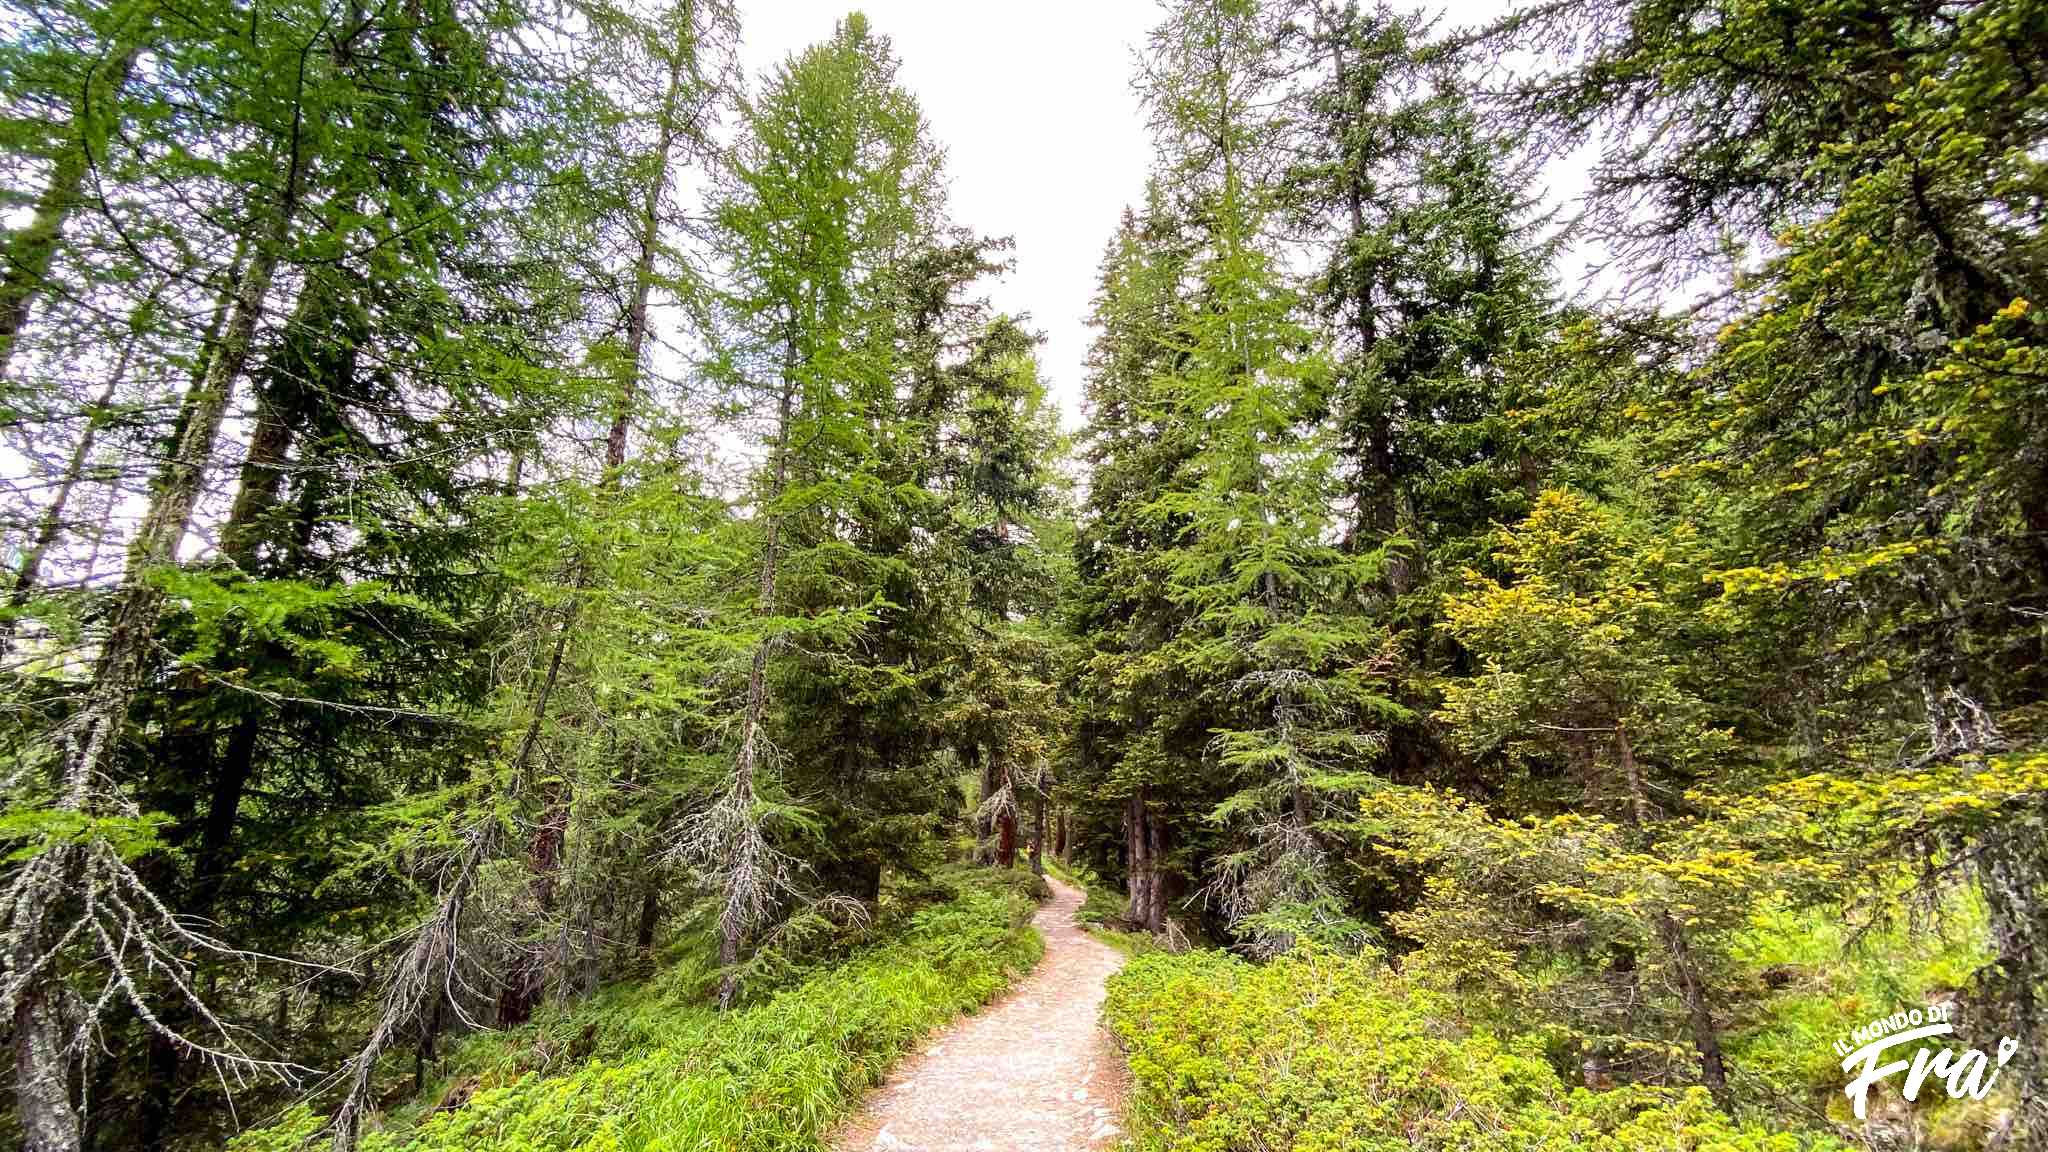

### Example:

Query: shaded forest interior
xmin=2 ymin=0 xmax=2047 ymax=1148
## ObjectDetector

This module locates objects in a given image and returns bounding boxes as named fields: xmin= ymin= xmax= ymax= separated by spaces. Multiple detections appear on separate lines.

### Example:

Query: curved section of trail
xmin=835 ymin=875 xmax=1129 ymax=1152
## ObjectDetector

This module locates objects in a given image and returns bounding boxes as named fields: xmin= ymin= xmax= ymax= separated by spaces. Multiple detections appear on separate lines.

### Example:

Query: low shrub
xmin=229 ymin=869 xmax=1042 ymax=1152
xmin=1045 ymin=859 xmax=1130 ymax=928
xmin=1105 ymin=948 xmax=1848 ymax=1152
xmin=981 ymin=861 xmax=1054 ymax=904
xmin=1726 ymin=894 xmax=1993 ymax=1096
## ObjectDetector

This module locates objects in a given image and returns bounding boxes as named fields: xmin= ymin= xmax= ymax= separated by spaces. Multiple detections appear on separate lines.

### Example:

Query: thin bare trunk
xmin=1125 ymin=790 xmax=1150 ymax=925
xmin=1029 ymin=781 xmax=1046 ymax=876
xmin=1 ymin=331 xmax=136 ymax=653
xmin=1617 ymin=724 xmax=1733 ymax=1113
xmin=714 ymin=352 xmax=799 ymax=1010
xmin=605 ymin=48 xmax=686 ymax=473
xmin=157 ymin=241 xmax=250 ymax=468
xmin=498 ymin=600 xmax=574 ymax=1028
xmin=220 ymin=360 xmax=307 ymax=569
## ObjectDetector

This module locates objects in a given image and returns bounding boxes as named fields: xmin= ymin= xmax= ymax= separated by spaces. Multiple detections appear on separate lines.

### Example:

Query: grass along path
xmin=834 ymin=875 xmax=1129 ymax=1152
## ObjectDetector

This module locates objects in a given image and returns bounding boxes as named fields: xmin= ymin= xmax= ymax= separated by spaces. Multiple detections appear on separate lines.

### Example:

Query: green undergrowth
xmin=1724 ymin=891 xmax=1997 ymax=1138
xmin=1045 ymin=859 xmax=1137 ymax=928
xmin=1089 ymin=926 xmax=1165 ymax=959
xmin=1106 ymin=948 xmax=1850 ymax=1152
xmin=1045 ymin=861 xmax=1157 ymax=957
xmin=229 ymin=867 xmax=1043 ymax=1152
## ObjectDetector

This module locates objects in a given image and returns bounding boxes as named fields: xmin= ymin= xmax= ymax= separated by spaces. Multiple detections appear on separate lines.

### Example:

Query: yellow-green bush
xmin=228 ymin=872 xmax=1041 ymax=1152
xmin=1105 ymin=949 xmax=1847 ymax=1152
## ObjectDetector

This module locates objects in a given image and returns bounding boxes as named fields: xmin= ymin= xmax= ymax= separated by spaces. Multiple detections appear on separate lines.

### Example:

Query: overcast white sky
xmin=734 ymin=2 xmax=1549 ymax=431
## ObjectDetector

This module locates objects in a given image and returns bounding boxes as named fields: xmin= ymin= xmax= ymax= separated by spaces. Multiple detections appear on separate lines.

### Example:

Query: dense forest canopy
xmin=0 ymin=0 xmax=2043 ymax=1149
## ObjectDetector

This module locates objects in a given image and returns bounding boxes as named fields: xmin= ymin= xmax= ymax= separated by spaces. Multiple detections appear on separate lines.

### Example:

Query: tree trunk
xmin=1617 ymin=724 xmax=1734 ymax=1113
xmin=1145 ymin=815 xmax=1168 ymax=932
xmin=498 ymin=603 xmax=573 ymax=1029
xmin=138 ymin=1031 xmax=181 ymax=1152
xmin=715 ymin=351 xmax=800 ymax=1010
xmin=151 ymin=240 xmax=249 ymax=489
xmin=1657 ymin=910 xmax=1734 ymax=1112
xmin=996 ymin=759 xmax=1017 ymax=869
xmin=191 ymin=717 xmax=260 ymax=917
xmin=1 ymin=330 xmax=137 ymax=653
xmin=10 ymin=143 xmax=302 ymax=1152
xmin=219 ymin=307 xmax=318 ymax=569
xmin=414 ymin=996 xmax=443 ymax=1096
xmin=1029 ymin=784 xmax=1046 ymax=876
xmin=500 ymin=154 xmax=664 ymax=1009
xmin=10 ymin=714 xmax=91 ymax=1152
xmin=12 ymin=964 xmax=80 ymax=1152
xmin=635 ymin=883 xmax=661 ymax=960
xmin=717 ymin=643 xmax=768 ymax=1010
xmin=604 ymin=46 xmax=684 ymax=473
xmin=0 ymin=43 xmax=142 ymax=380
xmin=1125 ymin=790 xmax=1150 ymax=925
xmin=221 ymin=244 xmax=372 ymax=573
xmin=138 ymin=714 xmax=261 ymax=1146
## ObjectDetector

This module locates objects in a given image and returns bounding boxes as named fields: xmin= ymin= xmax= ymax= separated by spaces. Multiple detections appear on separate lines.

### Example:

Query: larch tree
xmin=1 ymin=0 xmax=371 ymax=1140
xmin=685 ymin=11 xmax=947 ymax=1007
xmin=320 ymin=2 xmax=742 ymax=1141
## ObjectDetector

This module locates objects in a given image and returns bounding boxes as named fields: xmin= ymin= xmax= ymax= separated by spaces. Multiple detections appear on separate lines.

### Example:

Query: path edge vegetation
xmin=223 ymin=866 xmax=1049 ymax=1152
xmin=0 ymin=0 xmax=2044 ymax=1145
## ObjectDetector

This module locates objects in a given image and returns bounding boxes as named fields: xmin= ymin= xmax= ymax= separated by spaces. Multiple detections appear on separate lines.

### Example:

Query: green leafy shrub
xmin=1105 ymin=948 xmax=1848 ymax=1152
xmin=1046 ymin=859 xmax=1129 ymax=928
xmin=228 ymin=870 xmax=1041 ymax=1152
xmin=978 ymin=861 xmax=1053 ymax=904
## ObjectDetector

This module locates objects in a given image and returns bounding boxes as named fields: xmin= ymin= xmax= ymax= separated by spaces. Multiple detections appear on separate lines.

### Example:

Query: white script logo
xmin=1836 ymin=1002 xmax=2021 ymax=1119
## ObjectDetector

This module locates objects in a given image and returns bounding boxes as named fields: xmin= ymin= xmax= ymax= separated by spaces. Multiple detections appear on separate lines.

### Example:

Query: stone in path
xmin=834 ymin=875 xmax=1129 ymax=1152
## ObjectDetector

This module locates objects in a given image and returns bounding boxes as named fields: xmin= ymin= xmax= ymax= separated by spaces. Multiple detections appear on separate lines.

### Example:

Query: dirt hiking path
xmin=835 ymin=875 xmax=1129 ymax=1152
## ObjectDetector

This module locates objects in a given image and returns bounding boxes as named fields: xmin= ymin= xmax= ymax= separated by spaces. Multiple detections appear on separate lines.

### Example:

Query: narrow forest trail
xmin=834 ymin=875 xmax=1130 ymax=1152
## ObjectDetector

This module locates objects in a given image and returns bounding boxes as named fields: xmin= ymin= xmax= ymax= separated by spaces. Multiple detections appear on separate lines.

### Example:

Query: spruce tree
xmin=1133 ymin=0 xmax=1401 ymax=952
